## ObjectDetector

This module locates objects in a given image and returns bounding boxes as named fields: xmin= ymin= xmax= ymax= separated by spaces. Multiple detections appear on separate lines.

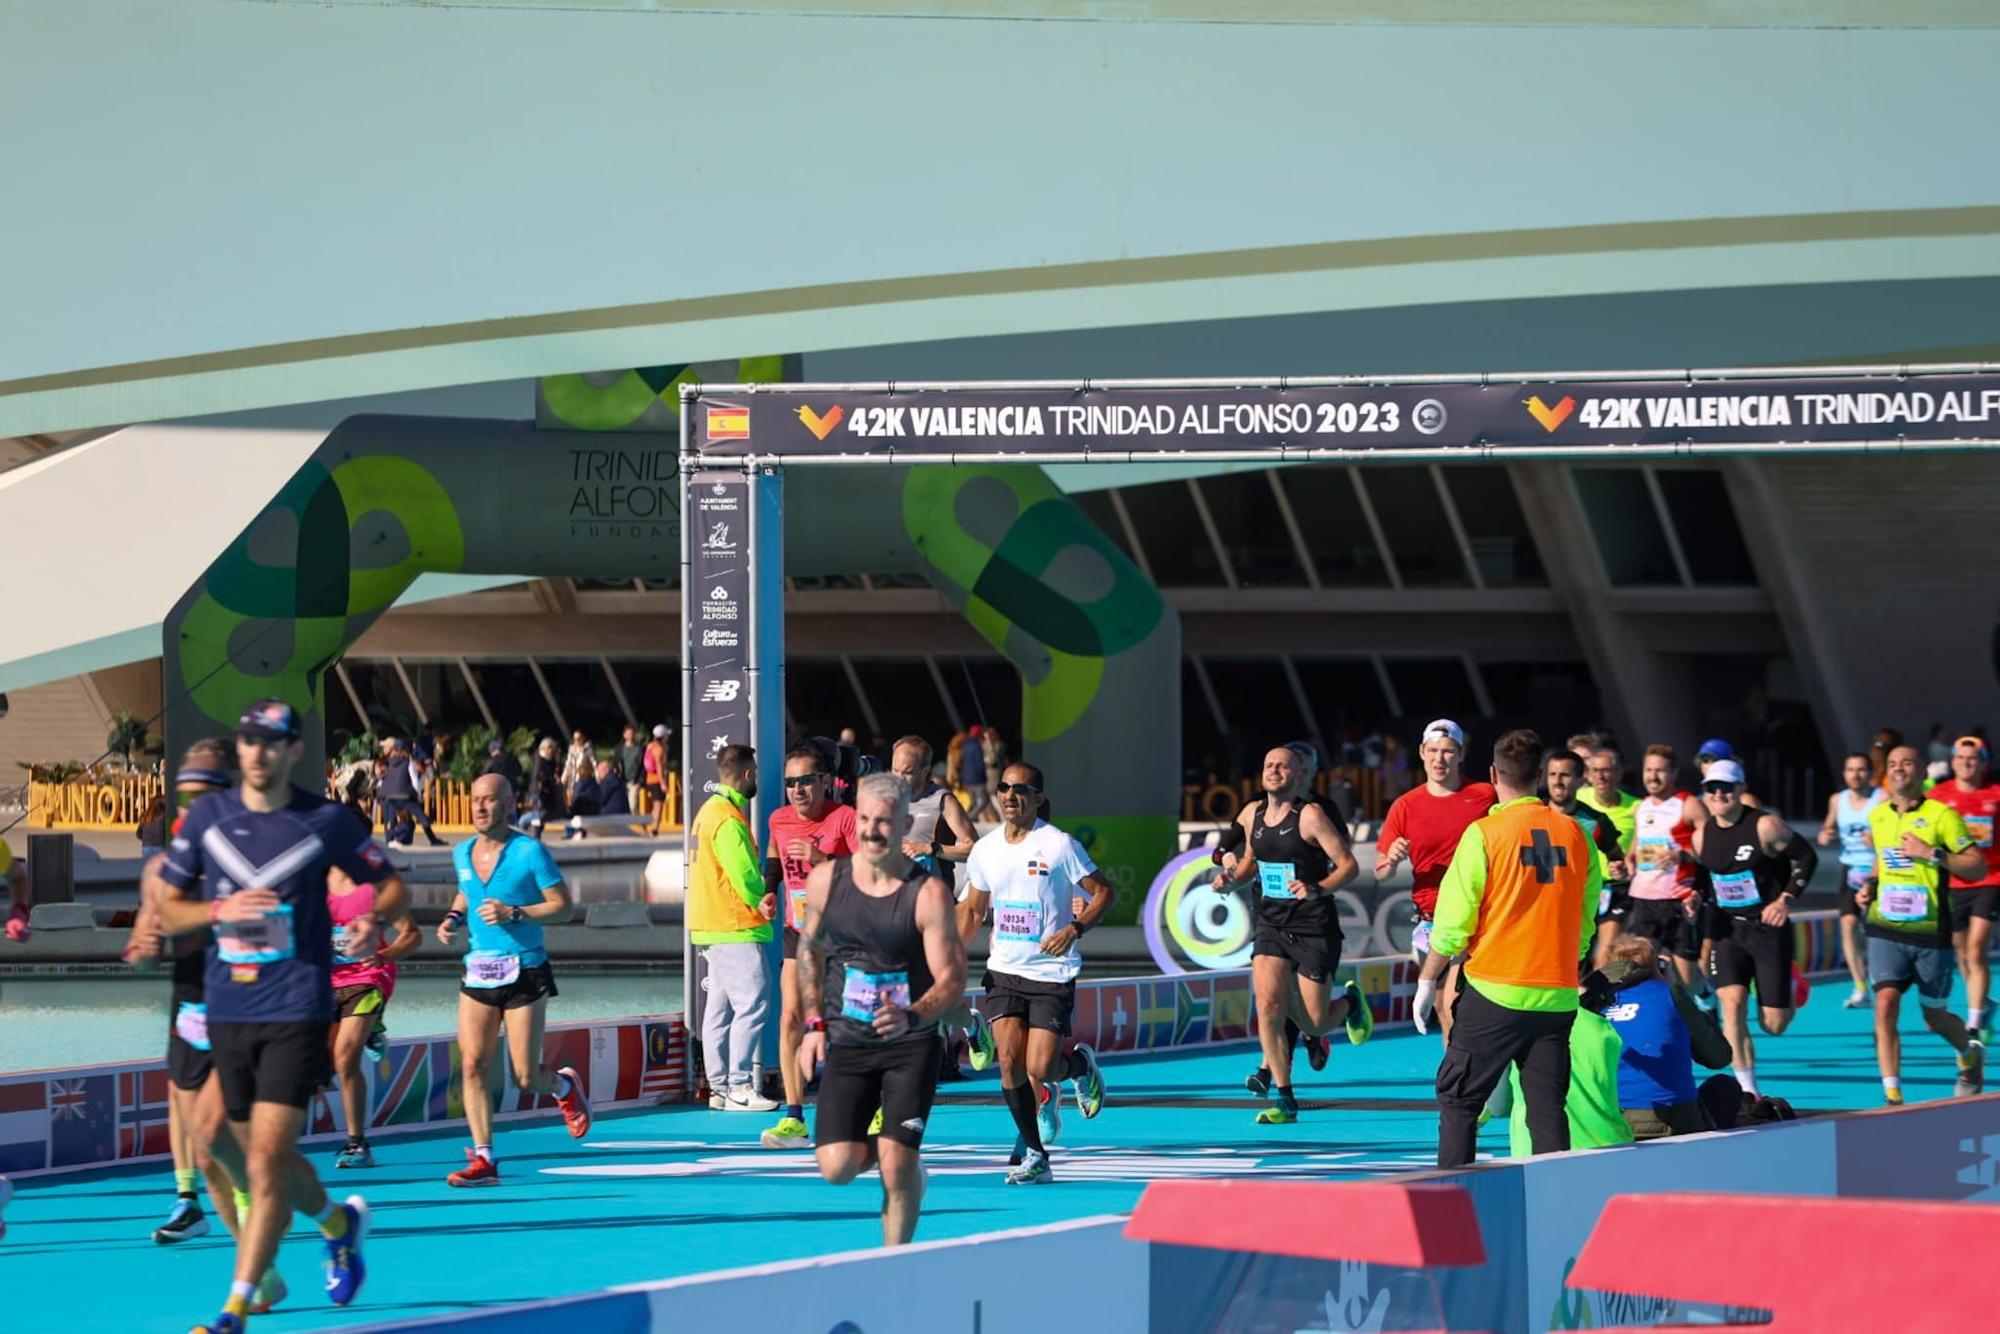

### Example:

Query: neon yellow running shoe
xmin=760 ymin=1116 xmax=809 ymax=1149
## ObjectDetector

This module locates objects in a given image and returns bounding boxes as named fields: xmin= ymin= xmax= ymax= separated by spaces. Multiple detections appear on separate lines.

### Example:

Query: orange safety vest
xmin=1462 ymin=801 xmax=1590 ymax=992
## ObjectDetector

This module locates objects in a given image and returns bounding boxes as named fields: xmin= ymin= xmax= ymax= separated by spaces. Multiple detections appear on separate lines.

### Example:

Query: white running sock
xmin=1734 ymin=1067 xmax=1759 ymax=1097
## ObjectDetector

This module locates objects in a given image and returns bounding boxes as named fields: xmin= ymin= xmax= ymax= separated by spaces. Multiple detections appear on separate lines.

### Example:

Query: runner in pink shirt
xmin=325 ymin=850 xmax=421 ymax=1169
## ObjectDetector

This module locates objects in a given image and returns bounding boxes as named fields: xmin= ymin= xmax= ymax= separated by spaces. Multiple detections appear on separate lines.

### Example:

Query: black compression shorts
xmin=815 ymin=1033 xmax=942 ymax=1149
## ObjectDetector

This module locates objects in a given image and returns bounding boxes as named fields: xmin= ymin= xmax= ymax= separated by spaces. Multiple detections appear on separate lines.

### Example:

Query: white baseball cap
xmin=1702 ymin=759 xmax=1746 ymax=787
xmin=652 ymin=724 xmax=670 ymax=738
xmin=1420 ymin=719 xmax=1465 ymax=747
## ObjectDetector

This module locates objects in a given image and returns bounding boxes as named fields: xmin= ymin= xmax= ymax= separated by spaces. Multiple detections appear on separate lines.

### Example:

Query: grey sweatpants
xmin=699 ymin=941 xmax=770 ymax=1093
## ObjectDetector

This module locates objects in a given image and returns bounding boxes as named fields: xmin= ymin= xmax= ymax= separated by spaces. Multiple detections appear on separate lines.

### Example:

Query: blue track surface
xmin=4 ymin=976 xmax=1973 ymax=1333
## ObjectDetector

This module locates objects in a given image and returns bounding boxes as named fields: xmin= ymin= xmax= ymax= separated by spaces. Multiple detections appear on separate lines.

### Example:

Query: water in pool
xmin=0 ymin=971 xmax=683 ymax=1074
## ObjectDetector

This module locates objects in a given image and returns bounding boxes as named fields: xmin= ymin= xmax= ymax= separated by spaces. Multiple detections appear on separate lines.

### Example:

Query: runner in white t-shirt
xmin=958 ymin=763 xmax=1114 ymax=1185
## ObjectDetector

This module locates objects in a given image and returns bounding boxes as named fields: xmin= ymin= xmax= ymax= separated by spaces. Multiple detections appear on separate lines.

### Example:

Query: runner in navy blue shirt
xmin=155 ymin=699 xmax=405 ymax=1332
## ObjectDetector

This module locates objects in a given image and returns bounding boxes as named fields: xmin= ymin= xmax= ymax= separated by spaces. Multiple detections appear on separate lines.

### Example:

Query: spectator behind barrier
xmin=1485 ymin=977 xmax=1635 ymax=1157
xmin=1596 ymin=934 xmax=1733 ymax=1138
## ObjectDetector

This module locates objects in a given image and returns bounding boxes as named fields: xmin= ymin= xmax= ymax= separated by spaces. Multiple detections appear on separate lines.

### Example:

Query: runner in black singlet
xmin=795 ymin=774 xmax=966 ymax=1245
xmin=1692 ymin=759 xmax=1815 ymax=1101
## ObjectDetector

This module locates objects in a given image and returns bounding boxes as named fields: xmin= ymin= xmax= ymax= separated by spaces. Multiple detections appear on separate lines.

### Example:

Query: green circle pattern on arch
xmin=541 ymin=356 xmax=787 ymax=430
xmin=177 ymin=455 xmax=466 ymax=730
xmin=902 ymin=465 xmax=1165 ymax=743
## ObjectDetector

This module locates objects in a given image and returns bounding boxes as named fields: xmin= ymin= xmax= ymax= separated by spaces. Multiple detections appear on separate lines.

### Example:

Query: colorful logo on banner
xmin=1141 ymin=848 xmax=1255 ymax=974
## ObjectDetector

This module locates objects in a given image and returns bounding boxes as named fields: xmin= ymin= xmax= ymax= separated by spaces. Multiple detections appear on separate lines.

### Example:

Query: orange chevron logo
xmin=796 ymin=404 xmax=844 ymax=441
xmin=1524 ymin=394 xmax=1576 ymax=433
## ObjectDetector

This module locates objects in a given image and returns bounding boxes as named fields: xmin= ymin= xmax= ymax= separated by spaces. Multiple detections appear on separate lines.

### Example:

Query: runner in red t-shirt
xmin=1373 ymin=720 xmax=1496 ymax=1043
xmin=761 ymin=744 xmax=857 ymax=1148
xmin=1925 ymin=736 xmax=2000 ymax=1041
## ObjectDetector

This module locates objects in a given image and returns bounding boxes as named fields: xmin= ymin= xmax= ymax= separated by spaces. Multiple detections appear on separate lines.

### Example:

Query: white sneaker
xmin=1005 ymin=1150 xmax=1052 ymax=1185
xmin=725 ymin=1089 xmax=780 ymax=1113
xmin=708 ymin=1091 xmax=727 ymax=1110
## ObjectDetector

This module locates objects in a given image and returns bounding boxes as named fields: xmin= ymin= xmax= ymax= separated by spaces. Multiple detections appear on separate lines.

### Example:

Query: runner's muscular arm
xmin=1299 ymin=802 xmax=1358 ymax=894
xmin=795 ymin=859 xmax=838 ymax=1027
xmin=933 ymin=791 xmax=977 ymax=862
xmin=1043 ymin=869 xmax=1114 ymax=955
xmin=1213 ymin=807 xmax=1260 ymax=889
xmin=377 ymin=908 xmax=424 ymax=962
xmin=907 ymin=877 xmax=969 ymax=1027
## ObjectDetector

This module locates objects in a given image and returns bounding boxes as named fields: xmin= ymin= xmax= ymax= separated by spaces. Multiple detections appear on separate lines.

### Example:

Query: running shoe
xmin=154 ymin=1197 xmax=210 ymax=1244
xmin=760 ymin=1116 xmax=810 ymax=1149
xmin=1071 ymin=1043 xmax=1105 ymax=1119
xmin=5 ymin=902 xmax=29 ymax=943
xmin=1843 ymin=988 xmax=1869 ymax=1009
xmin=189 ymin=1314 xmax=245 ymax=1334
xmin=708 ymin=1090 xmax=727 ymax=1110
xmin=446 ymin=1148 xmax=500 ymax=1187
xmin=249 ymin=1269 xmax=288 ymax=1315
xmin=1303 ymin=1034 xmax=1331 ymax=1072
xmin=322 ymin=1195 xmax=369 ymax=1307
xmin=1255 ymin=1090 xmax=1300 ymax=1126
xmin=1036 ymin=1086 xmax=1063 ymax=1147
xmin=334 ymin=1140 xmax=374 ymax=1170
xmin=1005 ymin=1150 xmax=1053 ymax=1185
xmin=1791 ymin=964 xmax=1811 ymax=1010
xmin=1884 ymin=1088 xmax=1905 ymax=1107
xmin=555 ymin=1065 xmax=592 ymax=1138
xmin=965 ymin=1009 xmax=997 ymax=1072
xmin=1343 ymin=980 xmax=1374 ymax=1045
xmin=1244 ymin=1067 xmax=1272 ymax=1098
xmin=1956 ymin=1041 xmax=1985 ymax=1098
xmin=868 ymin=1106 xmax=884 ymax=1136
xmin=725 ymin=1088 xmax=780 ymax=1113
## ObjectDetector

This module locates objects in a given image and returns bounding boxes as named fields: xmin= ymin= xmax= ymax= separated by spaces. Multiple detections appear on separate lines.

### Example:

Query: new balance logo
xmin=699 ymin=680 xmax=742 ymax=703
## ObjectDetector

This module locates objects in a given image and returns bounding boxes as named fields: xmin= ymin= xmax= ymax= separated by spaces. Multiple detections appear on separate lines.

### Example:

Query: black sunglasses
xmin=995 ymin=781 xmax=1041 ymax=795
xmin=783 ymin=775 xmax=823 ymax=789
xmin=1700 ymin=782 xmax=1739 ymax=795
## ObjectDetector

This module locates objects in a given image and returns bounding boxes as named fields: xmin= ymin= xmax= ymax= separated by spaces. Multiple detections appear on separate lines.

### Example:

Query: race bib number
xmin=789 ymin=886 xmax=810 ymax=929
xmin=1847 ymin=867 xmax=1872 ymax=893
xmin=1259 ymin=861 xmax=1298 ymax=900
xmin=1712 ymin=869 xmax=1761 ymax=910
xmin=1968 ymin=816 xmax=1994 ymax=848
xmin=1880 ymin=882 xmax=1930 ymax=923
xmin=1635 ymin=836 xmax=1673 ymax=870
xmin=332 ymin=922 xmax=367 ymax=964
xmin=173 ymin=1001 xmax=211 ymax=1052
xmin=1599 ymin=887 xmax=1613 ymax=916
xmin=463 ymin=952 xmax=523 ymax=989
xmin=994 ymin=901 xmax=1043 ymax=943
xmin=840 ymin=966 xmax=909 ymax=1023
xmin=1410 ymin=917 xmax=1432 ymax=962
xmin=215 ymin=904 xmax=296 ymax=965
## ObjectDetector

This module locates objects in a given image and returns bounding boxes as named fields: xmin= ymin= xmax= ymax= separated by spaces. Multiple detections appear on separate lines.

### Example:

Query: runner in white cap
xmin=1374 ymin=720 xmax=1495 ymax=1042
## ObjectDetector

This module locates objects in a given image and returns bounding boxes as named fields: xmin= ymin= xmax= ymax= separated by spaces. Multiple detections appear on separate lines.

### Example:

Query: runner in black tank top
xmin=1211 ymin=746 xmax=1373 ymax=1126
xmin=1692 ymin=760 xmax=1815 ymax=1100
xmin=796 ymin=774 xmax=966 ymax=1246
xmin=818 ymin=858 xmax=939 ymax=1047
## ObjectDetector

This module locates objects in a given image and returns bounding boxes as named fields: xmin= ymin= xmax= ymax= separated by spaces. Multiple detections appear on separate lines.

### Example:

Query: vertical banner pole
xmin=745 ymin=460 xmax=786 ymax=1076
xmin=678 ymin=404 xmax=696 ymax=1046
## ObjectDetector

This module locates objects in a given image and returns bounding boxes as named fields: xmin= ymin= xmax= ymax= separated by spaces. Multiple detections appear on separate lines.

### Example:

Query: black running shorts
xmin=1626 ymin=897 xmax=1700 ymax=960
xmin=981 ymin=969 xmax=1077 ymax=1036
xmin=459 ymin=961 xmax=558 ymax=1011
xmin=1949 ymin=886 xmax=2000 ymax=930
xmin=815 ymin=1033 xmax=942 ymax=1149
xmin=209 ymin=1020 xmax=332 ymax=1121
xmin=1706 ymin=914 xmax=1795 ymax=1007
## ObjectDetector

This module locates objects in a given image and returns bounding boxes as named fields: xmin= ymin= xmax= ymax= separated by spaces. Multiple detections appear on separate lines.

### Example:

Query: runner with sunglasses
xmin=761 ymin=744 xmax=858 ymax=1146
xmin=959 ymin=763 xmax=1114 ymax=1182
xmin=1692 ymin=760 xmax=1816 ymax=1100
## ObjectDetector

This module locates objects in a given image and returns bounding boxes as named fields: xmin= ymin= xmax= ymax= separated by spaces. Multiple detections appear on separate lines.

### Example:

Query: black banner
xmin=690 ymin=374 xmax=2000 ymax=458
